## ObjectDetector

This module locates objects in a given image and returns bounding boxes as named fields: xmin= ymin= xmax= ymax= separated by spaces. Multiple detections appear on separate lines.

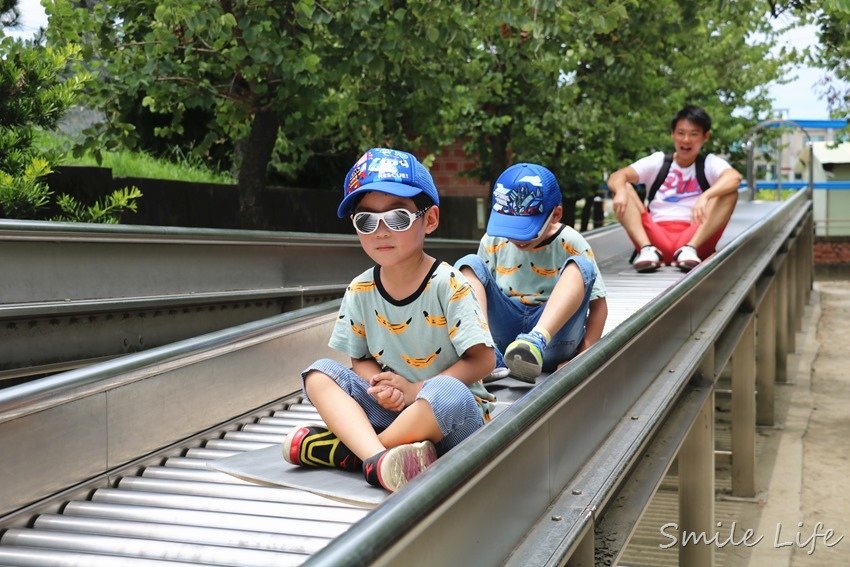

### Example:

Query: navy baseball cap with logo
xmin=337 ymin=148 xmax=440 ymax=218
xmin=487 ymin=163 xmax=563 ymax=240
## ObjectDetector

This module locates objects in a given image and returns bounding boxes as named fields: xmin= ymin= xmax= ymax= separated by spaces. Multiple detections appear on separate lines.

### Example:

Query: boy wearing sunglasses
xmin=455 ymin=163 xmax=608 ymax=383
xmin=283 ymin=148 xmax=497 ymax=492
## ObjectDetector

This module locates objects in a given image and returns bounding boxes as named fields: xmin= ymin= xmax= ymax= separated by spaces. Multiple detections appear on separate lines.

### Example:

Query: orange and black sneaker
xmin=282 ymin=423 xmax=362 ymax=472
xmin=362 ymin=441 xmax=438 ymax=492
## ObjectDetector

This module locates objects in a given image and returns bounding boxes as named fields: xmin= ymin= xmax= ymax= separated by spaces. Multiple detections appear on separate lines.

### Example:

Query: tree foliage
xmin=45 ymin=0 xmax=794 ymax=228
xmin=0 ymin=10 xmax=141 ymax=224
xmin=53 ymin=186 xmax=143 ymax=224
xmin=0 ymin=33 xmax=87 ymax=219
xmin=807 ymin=0 xmax=850 ymax=118
xmin=451 ymin=0 xmax=790 ymax=198
xmin=45 ymin=0 xmax=479 ymax=227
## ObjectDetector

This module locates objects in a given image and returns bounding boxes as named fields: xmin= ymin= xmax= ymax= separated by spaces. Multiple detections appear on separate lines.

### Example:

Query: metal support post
xmin=796 ymin=225 xmax=808 ymax=324
xmin=732 ymin=316 xmax=757 ymax=497
xmin=805 ymin=215 xmax=814 ymax=299
xmin=756 ymin=281 xmax=777 ymax=426
xmin=746 ymin=139 xmax=756 ymax=201
xmin=565 ymin=524 xmax=594 ymax=567
xmin=679 ymin=350 xmax=715 ymax=567
xmin=775 ymin=258 xmax=789 ymax=383
xmin=787 ymin=241 xmax=799 ymax=347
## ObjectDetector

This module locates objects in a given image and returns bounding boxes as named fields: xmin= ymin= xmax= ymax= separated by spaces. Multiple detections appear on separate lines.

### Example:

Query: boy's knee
xmin=421 ymin=376 xmax=478 ymax=412
xmin=423 ymin=374 xmax=466 ymax=396
xmin=717 ymin=191 xmax=739 ymax=213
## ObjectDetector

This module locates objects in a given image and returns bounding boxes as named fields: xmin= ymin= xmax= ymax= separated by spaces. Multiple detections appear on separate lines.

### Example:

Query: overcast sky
xmin=4 ymin=0 xmax=839 ymax=119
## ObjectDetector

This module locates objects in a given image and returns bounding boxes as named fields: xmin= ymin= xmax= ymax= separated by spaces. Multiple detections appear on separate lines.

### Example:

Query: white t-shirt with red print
xmin=630 ymin=151 xmax=733 ymax=223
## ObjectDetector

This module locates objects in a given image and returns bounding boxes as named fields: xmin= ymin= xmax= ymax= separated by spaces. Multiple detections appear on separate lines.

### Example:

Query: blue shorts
xmin=301 ymin=359 xmax=484 ymax=455
xmin=454 ymin=253 xmax=596 ymax=371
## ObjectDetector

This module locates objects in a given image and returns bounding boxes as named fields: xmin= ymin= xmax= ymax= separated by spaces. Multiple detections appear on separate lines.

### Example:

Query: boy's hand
xmin=368 ymin=371 xmax=416 ymax=410
xmin=368 ymin=382 xmax=405 ymax=412
xmin=612 ymin=189 xmax=630 ymax=217
xmin=691 ymin=193 xmax=709 ymax=224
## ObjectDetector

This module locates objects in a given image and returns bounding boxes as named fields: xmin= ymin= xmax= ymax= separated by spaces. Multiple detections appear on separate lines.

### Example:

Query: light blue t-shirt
xmin=477 ymin=224 xmax=606 ymax=306
xmin=330 ymin=260 xmax=496 ymax=411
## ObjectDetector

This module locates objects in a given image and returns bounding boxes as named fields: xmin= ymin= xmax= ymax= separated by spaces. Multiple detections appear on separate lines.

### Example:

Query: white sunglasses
xmin=351 ymin=207 xmax=430 ymax=234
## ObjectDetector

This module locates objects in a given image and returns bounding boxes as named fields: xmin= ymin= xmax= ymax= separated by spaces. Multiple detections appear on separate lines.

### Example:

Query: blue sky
xmin=4 ymin=0 xmax=838 ymax=119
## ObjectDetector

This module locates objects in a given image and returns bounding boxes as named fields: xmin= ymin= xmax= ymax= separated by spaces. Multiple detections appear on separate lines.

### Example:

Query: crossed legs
xmin=616 ymin=188 xmax=737 ymax=264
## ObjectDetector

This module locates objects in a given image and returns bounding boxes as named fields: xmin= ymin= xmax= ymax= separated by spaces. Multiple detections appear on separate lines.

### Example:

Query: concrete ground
xmin=744 ymin=279 xmax=850 ymax=566
xmin=620 ymin=279 xmax=850 ymax=566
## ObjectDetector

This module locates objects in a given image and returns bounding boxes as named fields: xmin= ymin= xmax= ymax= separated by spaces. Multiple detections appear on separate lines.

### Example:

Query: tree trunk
xmin=487 ymin=125 xmax=511 ymax=189
xmin=482 ymin=123 xmax=511 ymax=218
xmin=580 ymin=196 xmax=592 ymax=232
xmin=563 ymin=196 xmax=577 ymax=229
xmin=592 ymin=195 xmax=604 ymax=229
xmin=236 ymin=109 xmax=281 ymax=229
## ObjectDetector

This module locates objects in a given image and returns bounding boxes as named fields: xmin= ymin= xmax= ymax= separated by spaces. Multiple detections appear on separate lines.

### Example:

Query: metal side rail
xmin=0 ymin=300 xmax=362 ymax=565
xmin=0 ymin=220 xmax=477 ymax=381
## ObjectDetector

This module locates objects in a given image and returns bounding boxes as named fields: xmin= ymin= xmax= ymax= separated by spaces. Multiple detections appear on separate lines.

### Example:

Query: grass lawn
xmin=36 ymin=130 xmax=233 ymax=184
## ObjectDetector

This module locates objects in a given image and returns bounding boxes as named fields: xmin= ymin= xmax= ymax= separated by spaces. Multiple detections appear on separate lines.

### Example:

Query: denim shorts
xmin=301 ymin=358 xmax=485 ymax=455
xmin=454 ymin=253 xmax=596 ymax=371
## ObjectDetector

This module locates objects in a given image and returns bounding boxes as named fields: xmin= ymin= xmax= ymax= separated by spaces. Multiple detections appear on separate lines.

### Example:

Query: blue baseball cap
xmin=337 ymin=148 xmax=440 ymax=218
xmin=487 ymin=163 xmax=562 ymax=240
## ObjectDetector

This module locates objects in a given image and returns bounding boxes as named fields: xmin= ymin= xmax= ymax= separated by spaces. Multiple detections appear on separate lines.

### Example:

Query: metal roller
xmin=163 ymin=456 xmax=218 ymax=469
xmin=1 ymin=528 xmax=306 ymax=567
xmin=0 ymin=546 xmax=202 ymax=566
xmin=33 ymin=514 xmax=330 ymax=555
xmin=271 ymin=409 xmax=322 ymax=419
xmin=240 ymin=423 xmax=291 ymax=435
xmin=117 ymin=477 xmax=352 ymax=507
xmin=90 ymin=488 xmax=368 ymax=523
xmin=141 ymin=466 xmax=253 ymax=485
xmin=182 ymin=448 xmax=238 ymax=460
xmin=203 ymin=439 xmax=273 ymax=451
xmin=64 ymin=501 xmax=354 ymax=538
xmin=257 ymin=416 xmax=318 ymax=427
xmin=222 ymin=431 xmax=286 ymax=444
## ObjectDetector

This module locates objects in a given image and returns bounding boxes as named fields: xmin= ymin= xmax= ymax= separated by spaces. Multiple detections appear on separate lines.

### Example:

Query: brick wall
xmin=814 ymin=238 xmax=850 ymax=265
xmin=429 ymin=141 xmax=490 ymax=197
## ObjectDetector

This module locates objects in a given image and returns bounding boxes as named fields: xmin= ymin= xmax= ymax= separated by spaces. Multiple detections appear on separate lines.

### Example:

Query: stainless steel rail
xmin=0 ymin=219 xmax=477 ymax=379
xmin=0 ymin=196 xmax=811 ymax=566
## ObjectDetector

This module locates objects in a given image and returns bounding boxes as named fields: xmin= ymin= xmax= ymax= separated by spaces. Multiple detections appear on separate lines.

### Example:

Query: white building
xmin=796 ymin=141 xmax=850 ymax=236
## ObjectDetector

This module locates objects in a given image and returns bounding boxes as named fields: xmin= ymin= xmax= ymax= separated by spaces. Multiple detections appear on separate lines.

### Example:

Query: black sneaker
xmin=282 ymin=423 xmax=362 ymax=472
xmin=362 ymin=441 xmax=438 ymax=492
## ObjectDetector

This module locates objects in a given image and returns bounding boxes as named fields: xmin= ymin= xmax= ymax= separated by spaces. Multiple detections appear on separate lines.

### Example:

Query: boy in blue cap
xmin=282 ymin=148 xmax=497 ymax=492
xmin=454 ymin=163 xmax=608 ymax=382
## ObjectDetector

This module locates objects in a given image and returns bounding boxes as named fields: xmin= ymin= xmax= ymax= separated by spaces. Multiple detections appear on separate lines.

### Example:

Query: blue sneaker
xmin=505 ymin=331 xmax=547 ymax=383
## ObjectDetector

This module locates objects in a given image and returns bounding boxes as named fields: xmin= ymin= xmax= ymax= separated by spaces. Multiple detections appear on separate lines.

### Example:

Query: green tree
xmin=0 ymin=32 xmax=86 ymax=218
xmin=1 ymin=7 xmax=139 ymax=225
xmin=1 ymin=0 xmax=19 ymax=27
xmin=45 ymin=0 xmax=478 ymax=228
xmin=451 ymin=0 xmax=791 ymax=221
xmin=45 ymin=0 xmax=795 ymax=231
xmin=811 ymin=1 xmax=850 ymax=118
